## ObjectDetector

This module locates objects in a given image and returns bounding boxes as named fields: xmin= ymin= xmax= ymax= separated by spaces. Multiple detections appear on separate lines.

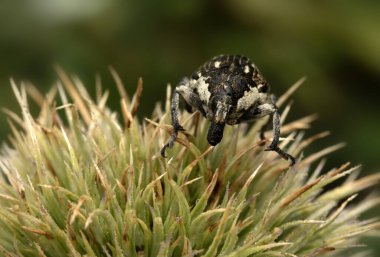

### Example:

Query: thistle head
xmin=0 ymin=71 xmax=378 ymax=256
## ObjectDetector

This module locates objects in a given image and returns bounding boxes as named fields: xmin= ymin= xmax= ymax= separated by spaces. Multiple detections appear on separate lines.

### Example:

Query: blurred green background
xmin=0 ymin=0 xmax=379 ymax=254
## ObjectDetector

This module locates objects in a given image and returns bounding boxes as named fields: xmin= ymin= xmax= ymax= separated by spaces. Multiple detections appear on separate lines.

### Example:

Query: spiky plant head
xmin=0 ymin=69 xmax=379 ymax=257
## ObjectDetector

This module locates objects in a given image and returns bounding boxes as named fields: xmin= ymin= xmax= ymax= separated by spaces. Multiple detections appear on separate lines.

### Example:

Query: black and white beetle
xmin=161 ymin=55 xmax=296 ymax=166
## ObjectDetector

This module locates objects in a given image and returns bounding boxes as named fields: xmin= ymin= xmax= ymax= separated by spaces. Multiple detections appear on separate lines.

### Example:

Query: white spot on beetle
xmin=177 ymin=85 xmax=187 ymax=92
xmin=177 ymin=85 xmax=192 ymax=102
xmin=214 ymin=61 xmax=221 ymax=68
xmin=196 ymin=77 xmax=211 ymax=103
xmin=256 ymin=103 xmax=275 ymax=117
xmin=189 ymin=79 xmax=197 ymax=88
xmin=237 ymin=88 xmax=260 ymax=111
xmin=244 ymin=65 xmax=250 ymax=73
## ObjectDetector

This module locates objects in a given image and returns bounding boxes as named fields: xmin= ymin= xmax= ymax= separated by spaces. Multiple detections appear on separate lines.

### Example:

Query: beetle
xmin=161 ymin=54 xmax=295 ymax=166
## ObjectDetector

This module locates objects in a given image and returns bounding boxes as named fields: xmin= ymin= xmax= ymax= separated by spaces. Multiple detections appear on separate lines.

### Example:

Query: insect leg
xmin=176 ymin=83 xmax=207 ymax=117
xmin=161 ymin=88 xmax=185 ymax=157
xmin=244 ymin=102 xmax=295 ymax=166
xmin=259 ymin=94 xmax=277 ymax=141
xmin=265 ymin=105 xmax=296 ymax=166
xmin=268 ymin=107 xmax=280 ymax=149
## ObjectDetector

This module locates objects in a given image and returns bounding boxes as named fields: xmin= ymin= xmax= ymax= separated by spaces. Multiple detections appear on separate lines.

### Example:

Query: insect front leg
xmin=176 ymin=80 xmax=207 ymax=117
xmin=240 ymin=102 xmax=295 ymax=166
xmin=259 ymin=94 xmax=277 ymax=142
xmin=161 ymin=88 xmax=185 ymax=157
xmin=264 ymin=104 xmax=295 ymax=166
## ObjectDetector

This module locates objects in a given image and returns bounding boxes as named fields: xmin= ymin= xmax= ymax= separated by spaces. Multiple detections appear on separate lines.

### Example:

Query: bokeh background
xmin=0 ymin=0 xmax=379 ymax=254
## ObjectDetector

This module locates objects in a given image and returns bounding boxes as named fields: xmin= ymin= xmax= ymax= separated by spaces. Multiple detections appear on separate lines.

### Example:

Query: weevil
xmin=161 ymin=55 xmax=295 ymax=166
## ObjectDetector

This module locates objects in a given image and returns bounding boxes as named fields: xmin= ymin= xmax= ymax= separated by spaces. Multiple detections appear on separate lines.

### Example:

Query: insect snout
xmin=207 ymin=98 xmax=230 ymax=146
xmin=207 ymin=122 xmax=225 ymax=146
